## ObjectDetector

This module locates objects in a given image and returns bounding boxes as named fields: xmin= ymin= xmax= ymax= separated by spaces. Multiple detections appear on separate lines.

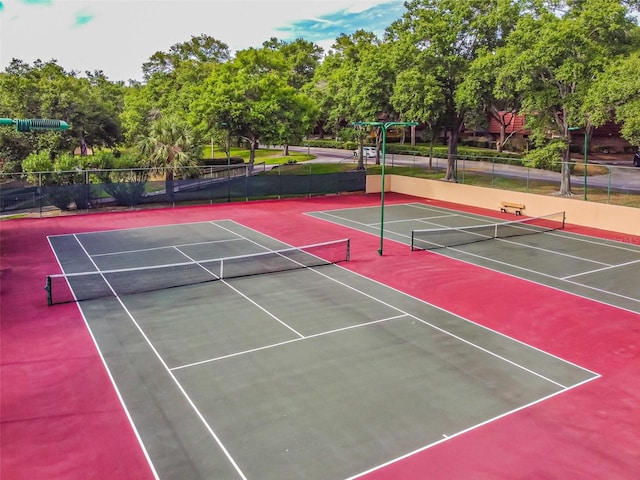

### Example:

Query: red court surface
xmin=1 ymin=193 xmax=639 ymax=479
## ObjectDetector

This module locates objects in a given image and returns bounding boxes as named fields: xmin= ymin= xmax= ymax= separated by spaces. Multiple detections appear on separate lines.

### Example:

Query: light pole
xmin=353 ymin=120 xmax=419 ymax=255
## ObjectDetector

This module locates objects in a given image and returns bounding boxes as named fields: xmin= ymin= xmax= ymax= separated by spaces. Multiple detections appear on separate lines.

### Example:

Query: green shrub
xmin=523 ymin=141 xmax=569 ymax=173
xmin=1 ymin=160 xmax=22 ymax=174
xmin=94 ymin=153 xmax=148 ymax=206
xmin=22 ymin=152 xmax=81 ymax=209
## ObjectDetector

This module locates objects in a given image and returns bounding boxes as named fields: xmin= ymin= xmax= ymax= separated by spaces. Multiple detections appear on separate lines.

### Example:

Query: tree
xmin=391 ymin=67 xmax=445 ymax=166
xmin=387 ymin=0 xmax=522 ymax=181
xmin=458 ymin=47 xmax=523 ymax=152
xmin=309 ymin=31 xmax=385 ymax=167
xmin=137 ymin=115 xmax=201 ymax=203
xmin=142 ymin=34 xmax=230 ymax=80
xmin=122 ymin=35 xmax=230 ymax=145
xmin=270 ymin=92 xmax=319 ymax=156
xmin=191 ymin=47 xmax=317 ymax=165
xmin=262 ymin=37 xmax=323 ymax=90
xmin=0 ymin=59 xmax=125 ymax=163
xmin=496 ymin=0 xmax=638 ymax=195
xmin=585 ymin=51 xmax=640 ymax=146
xmin=349 ymin=40 xmax=401 ymax=164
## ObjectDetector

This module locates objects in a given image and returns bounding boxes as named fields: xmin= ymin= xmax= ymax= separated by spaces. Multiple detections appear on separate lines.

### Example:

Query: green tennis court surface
xmin=307 ymin=202 xmax=640 ymax=314
xmin=48 ymin=219 xmax=598 ymax=479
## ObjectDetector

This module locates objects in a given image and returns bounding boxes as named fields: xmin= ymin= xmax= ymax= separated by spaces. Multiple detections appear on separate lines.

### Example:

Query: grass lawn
xmin=261 ymin=163 xmax=361 ymax=175
xmin=203 ymin=146 xmax=314 ymax=164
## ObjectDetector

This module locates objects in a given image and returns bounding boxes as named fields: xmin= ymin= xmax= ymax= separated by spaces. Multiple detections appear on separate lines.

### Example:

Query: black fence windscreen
xmin=1 ymin=167 xmax=366 ymax=214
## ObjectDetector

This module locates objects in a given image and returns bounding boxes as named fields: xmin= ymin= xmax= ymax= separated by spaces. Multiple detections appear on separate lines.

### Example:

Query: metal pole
xmin=352 ymin=120 xmax=418 ymax=256
xmin=379 ymin=127 xmax=387 ymax=256
xmin=226 ymin=129 xmax=231 ymax=202
xmin=39 ymin=172 xmax=43 ymax=218
xmin=583 ymin=131 xmax=588 ymax=201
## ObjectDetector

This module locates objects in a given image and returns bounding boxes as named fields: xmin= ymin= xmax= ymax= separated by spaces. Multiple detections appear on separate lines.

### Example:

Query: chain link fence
xmin=1 ymin=163 xmax=366 ymax=216
xmin=377 ymin=153 xmax=640 ymax=208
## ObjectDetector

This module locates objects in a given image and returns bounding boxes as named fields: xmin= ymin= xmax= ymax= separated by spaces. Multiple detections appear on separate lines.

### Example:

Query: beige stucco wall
xmin=366 ymin=175 xmax=640 ymax=236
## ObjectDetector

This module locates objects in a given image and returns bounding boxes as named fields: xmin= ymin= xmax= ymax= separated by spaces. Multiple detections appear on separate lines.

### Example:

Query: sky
xmin=0 ymin=0 xmax=406 ymax=82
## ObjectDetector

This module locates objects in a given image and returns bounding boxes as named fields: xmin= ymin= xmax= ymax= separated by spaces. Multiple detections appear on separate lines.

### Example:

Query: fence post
xmin=38 ymin=172 xmax=43 ymax=218
xmin=85 ymin=169 xmax=90 ymax=213
xmin=491 ymin=158 xmax=496 ymax=186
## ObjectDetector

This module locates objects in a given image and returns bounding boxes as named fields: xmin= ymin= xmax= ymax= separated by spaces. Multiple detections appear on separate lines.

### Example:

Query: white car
xmin=355 ymin=146 xmax=377 ymax=159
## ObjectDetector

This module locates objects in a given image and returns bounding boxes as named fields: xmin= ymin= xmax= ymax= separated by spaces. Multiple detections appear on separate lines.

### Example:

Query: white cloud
xmin=0 ymin=0 xmax=401 ymax=82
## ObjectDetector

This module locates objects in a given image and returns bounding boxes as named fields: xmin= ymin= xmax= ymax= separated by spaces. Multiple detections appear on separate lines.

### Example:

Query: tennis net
xmin=46 ymin=238 xmax=350 ymax=305
xmin=411 ymin=212 xmax=565 ymax=251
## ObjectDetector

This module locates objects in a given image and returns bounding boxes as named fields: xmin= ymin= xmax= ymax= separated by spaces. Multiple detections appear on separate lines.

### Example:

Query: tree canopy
xmin=1 ymin=0 xmax=639 ymax=184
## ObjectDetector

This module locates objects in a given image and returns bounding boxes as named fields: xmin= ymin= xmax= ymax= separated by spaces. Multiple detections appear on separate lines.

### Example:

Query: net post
xmin=45 ymin=276 xmax=52 ymax=306
xmin=410 ymin=231 xmax=415 ymax=251
xmin=346 ymin=238 xmax=351 ymax=262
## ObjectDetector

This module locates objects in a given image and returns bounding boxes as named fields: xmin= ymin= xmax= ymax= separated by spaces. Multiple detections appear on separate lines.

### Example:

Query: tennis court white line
xmin=170 ymin=314 xmax=408 ymax=371
xmin=401 ymin=221 xmax=612 ymax=269
xmin=359 ymin=206 xmax=636 ymax=302
xmin=543 ymin=227 xmax=640 ymax=253
xmin=495 ymin=237 xmax=612 ymax=266
xmin=438 ymin=245 xmax=640 ymax=305
xmin=411 ymin=215 xmax=465 ymax=228
xmin=407 ymin=202 xmax=502 ymax=224
xmin=408 ymin=202 xmax=637 ymax=259
xmin=374 ymin=214 xmax=458 ymax=227
xmin=407 ymin=214 xmax=614 ymax=267
xmin=48 ymin=218 xmax=236 ymax=237
xmin=314 ymin=208 xmax=578 ymax=267
xmin=561 ymin=258 xmax=640 ymax=280
xmin=173 ymin=246 xmax=306 ymax=338
xmin=47 ymin=218 xmax=608 ymax=478
xmin=72 ymin=235 xmax=249 ymax=480
xmin=310 ymin=205 xmax=638 ymax=313
xmin=304 ymin=263 xmax=571 ymax=389
xmin=216 ymin=234 xmax=576 ymax=389
xmin=409 ymin=201 xmax=640 ymax=252
xmin=335 ymin=257 xmax=601 ymax=378
xmin=47 ymin=236 xmax=161 ymax=480
xmin=309 ymin=210 xmax=380 ymax=229
xmin=218 ymin=220 xmax=599 ymax=379
xmin=346 ymin=374 xmax=600 ymax=480
xmin=91 ymin=237 xmax=244 ymax=257
xmin=377 ymin=202 xmax=640 ymax=253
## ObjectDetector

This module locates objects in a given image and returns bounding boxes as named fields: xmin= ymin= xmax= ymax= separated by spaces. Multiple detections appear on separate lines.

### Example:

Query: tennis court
xmin=308 ymin=202 xmax=640 ymax=314
xmin=2 ymin=194 xmax=639 ymax=480
xmin=44 ymin=218 xmax=595 ymax=479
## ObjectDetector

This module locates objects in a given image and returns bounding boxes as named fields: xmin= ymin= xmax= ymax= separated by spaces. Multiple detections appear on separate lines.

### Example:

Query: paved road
xmin=291 ymin=146 xmax=640 ymax=193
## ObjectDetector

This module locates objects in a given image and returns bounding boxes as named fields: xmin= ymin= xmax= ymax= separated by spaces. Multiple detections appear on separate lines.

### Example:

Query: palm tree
xmin=137 ymin=115 xmax=201 ymax=203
